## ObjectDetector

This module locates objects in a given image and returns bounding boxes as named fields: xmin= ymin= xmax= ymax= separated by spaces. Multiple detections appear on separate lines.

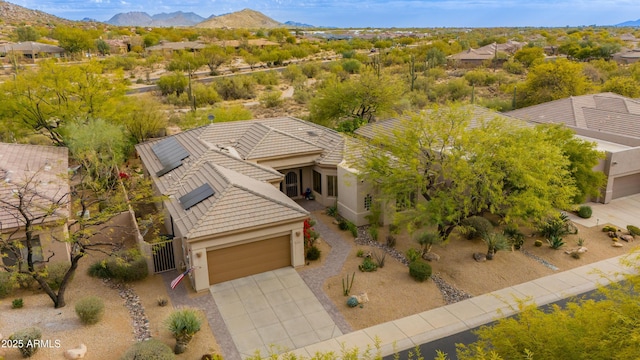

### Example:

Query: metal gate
xmin=285 ymin=171 xmax=299 ymax=197
xmin=152 ymin=239 xmax=176 ymax=273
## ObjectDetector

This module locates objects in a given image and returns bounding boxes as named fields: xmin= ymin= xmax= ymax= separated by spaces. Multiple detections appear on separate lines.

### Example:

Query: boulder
xmin=64 ymin=344 xmax=87 ymax=359
xmin=355 ymin=292 xmax=369 ymax=304
xmin=473 ymin=253 xmax=487 ymax=262
xmin=620 ymin=234 xmax=634 ymax=242
xmin=612 ymin=242 xmax=624 ymax=247
xmin=422 ymin=252 xmax=440 ymax=262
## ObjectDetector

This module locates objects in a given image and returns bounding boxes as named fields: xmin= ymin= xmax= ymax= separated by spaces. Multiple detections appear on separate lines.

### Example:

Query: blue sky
xmin=9 ymin=0 xmax=640 ymax=27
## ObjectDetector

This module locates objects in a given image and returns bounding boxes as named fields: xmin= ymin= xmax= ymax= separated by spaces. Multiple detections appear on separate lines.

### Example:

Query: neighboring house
xmin=145 ymin=41 xmax=206 ymax=53
xmin=0 ymin=41 xmax=65 ymax=60
xmin=447 ymin=41 xmax=523 ymax=67
xmin=135 ymin=117 xmax=344 ymax=291
xmin=612 ymin=48 xmax=640 ymax=64
xmin=506 ymin=93 xmax=640 ymax=203
xmin=0 ymin=143 xmax=70 ymax=269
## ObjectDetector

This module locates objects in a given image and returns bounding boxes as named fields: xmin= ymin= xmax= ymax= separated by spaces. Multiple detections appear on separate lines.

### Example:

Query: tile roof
xmin=506 ymin=93 xmax=640 ymax=140
xmin=0 ymin=42 xmax=65 ymax=54
xmin=0 ymin=143 xmax=69 ymax=230
xmin=166 ymin=162 xmax=307 ymax=239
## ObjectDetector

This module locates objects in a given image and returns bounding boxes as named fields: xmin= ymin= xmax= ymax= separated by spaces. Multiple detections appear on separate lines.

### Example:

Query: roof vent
xmin=307 ymin=131 xmax=318 ymax=137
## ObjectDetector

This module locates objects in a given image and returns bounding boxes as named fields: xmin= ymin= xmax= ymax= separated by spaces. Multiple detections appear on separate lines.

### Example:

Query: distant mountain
xmin=106 ymin=11 xmax=205 ymax=27
xmin=284 ymin=20 xmax=315 ymax=28
xmin=616 ymin=19 xmax=640 ymax=27
xmin=0 ymin=0 xmax=72 ymax=25
xmin=195 ymin=8 xmax=282 ymax=29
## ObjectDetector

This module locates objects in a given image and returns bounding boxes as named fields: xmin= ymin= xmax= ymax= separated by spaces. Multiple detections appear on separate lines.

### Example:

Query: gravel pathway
xmin=102 ymin=278 xmax=152 ymax=342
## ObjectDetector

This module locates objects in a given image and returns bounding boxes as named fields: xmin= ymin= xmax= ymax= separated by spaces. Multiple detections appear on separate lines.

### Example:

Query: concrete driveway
xmin=568 ymin=193 xmax=640 ymax=229
xmin=210 ymin=267 xmax=342 ymax=358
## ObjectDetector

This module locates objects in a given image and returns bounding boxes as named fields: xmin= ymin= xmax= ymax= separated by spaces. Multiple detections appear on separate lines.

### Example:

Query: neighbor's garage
xmin=612 ymin=173 xmax=640 ymax=199
xmin=207 ymin=235 xmax=291 ymax=285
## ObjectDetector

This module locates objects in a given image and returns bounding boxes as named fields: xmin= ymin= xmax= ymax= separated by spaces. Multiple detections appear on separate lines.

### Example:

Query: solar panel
xmin=152 ymin=137 xmax=189 ymax=167
xmin=156 ymin=160 xmax=183 ymax=177
xmin=179 ymin=183 xmax=215 ymax=210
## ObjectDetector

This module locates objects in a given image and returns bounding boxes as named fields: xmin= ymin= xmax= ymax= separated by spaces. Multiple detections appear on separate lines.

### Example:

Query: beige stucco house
xmin=0 ymin=143 xmax=70 ymax=269
xmin=135 ymin=117 xmax=345 ymax=291
xmin=506 ymin=92 xmax=640 ymax=204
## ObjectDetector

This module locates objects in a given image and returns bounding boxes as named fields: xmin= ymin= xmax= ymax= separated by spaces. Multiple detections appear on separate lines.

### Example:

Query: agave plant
xmin=165 ymin=308 xmax=202 ymax=354
xmin=547 ymin=235 xmax=565 ymax=250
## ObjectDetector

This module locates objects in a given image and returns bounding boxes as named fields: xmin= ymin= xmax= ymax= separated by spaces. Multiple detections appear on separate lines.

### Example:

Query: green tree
xmin=157 ymin=72 xmax=189 ymax=96
xmin=517 ymin=58 xmax=592 ymax=107
xmin=165 ymin=308 xmax=202 ymax=354
xmin=310 ymin=70 xmax=401 ymax=130
xmin=52 ymin=26 xmax=95 ymax=54
xmin=0 ymin=60 xmax=127 ymax=145
xmin=457 ymin=251 xmax=640 ymax=360
xmin=95 ymin=39 xmax=110 ymax=55
xmin=602 ymin=76 xmax=640 ymax=98
xmin=513 ymin=46 xmax=545 ymax=67
xmin=353 ymin=104 xmax=580 ymax=240
xmin=14 ymin=26 xmax=39 ymax=42
xmin=201 ymin=45 xmax=230 ymax=75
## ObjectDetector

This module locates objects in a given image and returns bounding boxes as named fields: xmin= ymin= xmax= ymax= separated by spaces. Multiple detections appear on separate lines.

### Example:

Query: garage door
xmin=207 ymin=235 xmax=291 ymax=285
xmin=612 ymin=173 xmax=640 ymax=199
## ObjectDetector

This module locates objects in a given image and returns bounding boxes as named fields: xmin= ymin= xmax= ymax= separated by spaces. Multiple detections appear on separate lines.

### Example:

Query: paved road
xmin=385 ymin=288 xmax=603 ymax=360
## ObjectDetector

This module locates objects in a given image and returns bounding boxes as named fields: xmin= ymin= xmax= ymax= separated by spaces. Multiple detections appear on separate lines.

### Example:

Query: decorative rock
xmin=473 ymin=253 xmax=487 ymax=262
xmin=620 ymin=235 xmax=634 ymax=242
xmin=354 ymin=292 xmax=369 ymax=304
xmin=612 ymin=242 xmax=624 ymax=247
xmin=423 ymin=252 xmax=440 ymax=262
xmin=64 ymin=344 xmax=87 ymax=359
xmin=566 ymin=247 xmax=588 ymax=255
xmin=608 ymin=231 xmax=616 ymax=238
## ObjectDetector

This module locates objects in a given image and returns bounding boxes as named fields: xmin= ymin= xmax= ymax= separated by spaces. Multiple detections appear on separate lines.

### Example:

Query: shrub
xmin=75 ymin=296 xmax=105 ymax=325
xmin=358 ymin=257 xmax=378 ymax=272
xmin=627 ymin=225 xmax=640 ymax=237
xmin=577 ymin=205 xmax=593 ymax=219
xmin=88 ymin=249 xmax=148 ymax=282
xmin=503 ymin=224 xmax=525 ymax=250
xmin=258 ymin=90 xmax=282 ymax=108
xmin=9 ymin=327 xmax=42 ymax=357
xmin=0 ymin=271 xmax=16 ymax=299
xmin=306 ymin=245 xmax=321 ymax=261
xmin=538 ymin=213 xmax=572 ymax=239
xmin=356 ymin=249 xmax=364 ymax=258
xmin=534 ymin=239 xmax=543 ymax=247
xmin=338 ymin=218 xmax=349 ymax=231
xmin=120 ymin=339 xmax=176 ymax=360
xmin=372 ymin=249 xmax=386 ymax=268
xmin=346 ymin=296 xmax=359 ymax=308
xmin=602 ymin=225 xmax=618 ymax=232
xmin=368 ymin=226 xmax=379 ymax=241
xmin=386 ymin=234 xmax=396 ymax=248
xmin=405 ymin=248 xmax=421 ymax=263
xmin=165 ymin=308 xmax=202 ymax=354
xmin=409 ymin=260 xmax=432 ymax=282
xmin=326 ymin=205 xmax=338 ymax=217
xmin=12 ymin=298 xmax=23 ymax=309
xmin=347 ymin=221 xmax=358 ymax=238
xmin=44 ymin=262 xmax=72 ymax=291
xmin=547 ymin=235 xmax=565 ymax=250
xmin=157 ymin=296 xmax=169 ymax=307
xmin=460 ymin=216 xmax=494 ymax=240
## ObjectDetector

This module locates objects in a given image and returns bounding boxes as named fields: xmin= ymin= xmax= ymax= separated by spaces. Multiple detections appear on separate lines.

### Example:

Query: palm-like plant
xmin=165 ymin=308 xmax=202 ymax=354
xmin=483 ymin=233 xmax=509 ymax=260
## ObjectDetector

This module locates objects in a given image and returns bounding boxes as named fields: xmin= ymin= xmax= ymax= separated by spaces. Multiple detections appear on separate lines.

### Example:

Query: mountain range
xmin=106 ymin=11 xmax=207 ymax=27
xmin=616 ymin=19 xmax=640 ymax=27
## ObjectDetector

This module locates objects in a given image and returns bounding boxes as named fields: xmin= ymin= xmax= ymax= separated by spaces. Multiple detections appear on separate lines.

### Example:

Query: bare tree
xmin=0 ymin=167 xmax=137 ymax=308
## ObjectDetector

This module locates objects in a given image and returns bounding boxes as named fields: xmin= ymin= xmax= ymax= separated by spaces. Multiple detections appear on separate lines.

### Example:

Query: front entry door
xmin=285 ymin=171 xmax=299 ymax=197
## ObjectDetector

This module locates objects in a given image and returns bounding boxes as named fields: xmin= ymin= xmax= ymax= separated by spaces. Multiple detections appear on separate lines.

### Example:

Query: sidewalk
xmin=287 ymin=253 xmax=636 ymax=357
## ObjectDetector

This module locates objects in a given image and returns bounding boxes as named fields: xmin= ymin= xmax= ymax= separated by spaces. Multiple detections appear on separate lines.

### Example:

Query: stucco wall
xmin=603 ymin=147 xmax=640 ymax=203
xmin=337 ymin=162 xmax=373 ymax=226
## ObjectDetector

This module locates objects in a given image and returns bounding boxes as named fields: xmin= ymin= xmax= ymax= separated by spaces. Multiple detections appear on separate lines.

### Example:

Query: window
xmin=327 ymin=175 xmax=338 ymax=197
xmin=1 ymin=236 xmax=43 ymax=268
xmin=396 ymin=191 xmax=416 ymax=211
xmin=364 ymin=194 xmax=373 ymax=211
xmin=313 ymin=170 xmax=322 ymax=194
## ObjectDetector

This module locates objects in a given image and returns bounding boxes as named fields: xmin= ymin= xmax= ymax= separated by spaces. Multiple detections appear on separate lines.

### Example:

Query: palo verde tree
xmin=353 ymin=104 xmax=586 ymax=241
xmin=0 ymin=60 xmax=128 ymax=145
xmin=457 ymin=250 xmax=640 ymax=360
xmin=309 ymin=69 xmax=402 ymax=132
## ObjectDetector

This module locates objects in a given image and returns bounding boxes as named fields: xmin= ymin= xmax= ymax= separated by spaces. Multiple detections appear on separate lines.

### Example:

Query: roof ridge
xmin=230 ymin=181 xmax=308 ymax=215
xmin=205 ymin=147 xmax=283 ymax=176
xmin=241 ymin=122 xmax=272 ymax=159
